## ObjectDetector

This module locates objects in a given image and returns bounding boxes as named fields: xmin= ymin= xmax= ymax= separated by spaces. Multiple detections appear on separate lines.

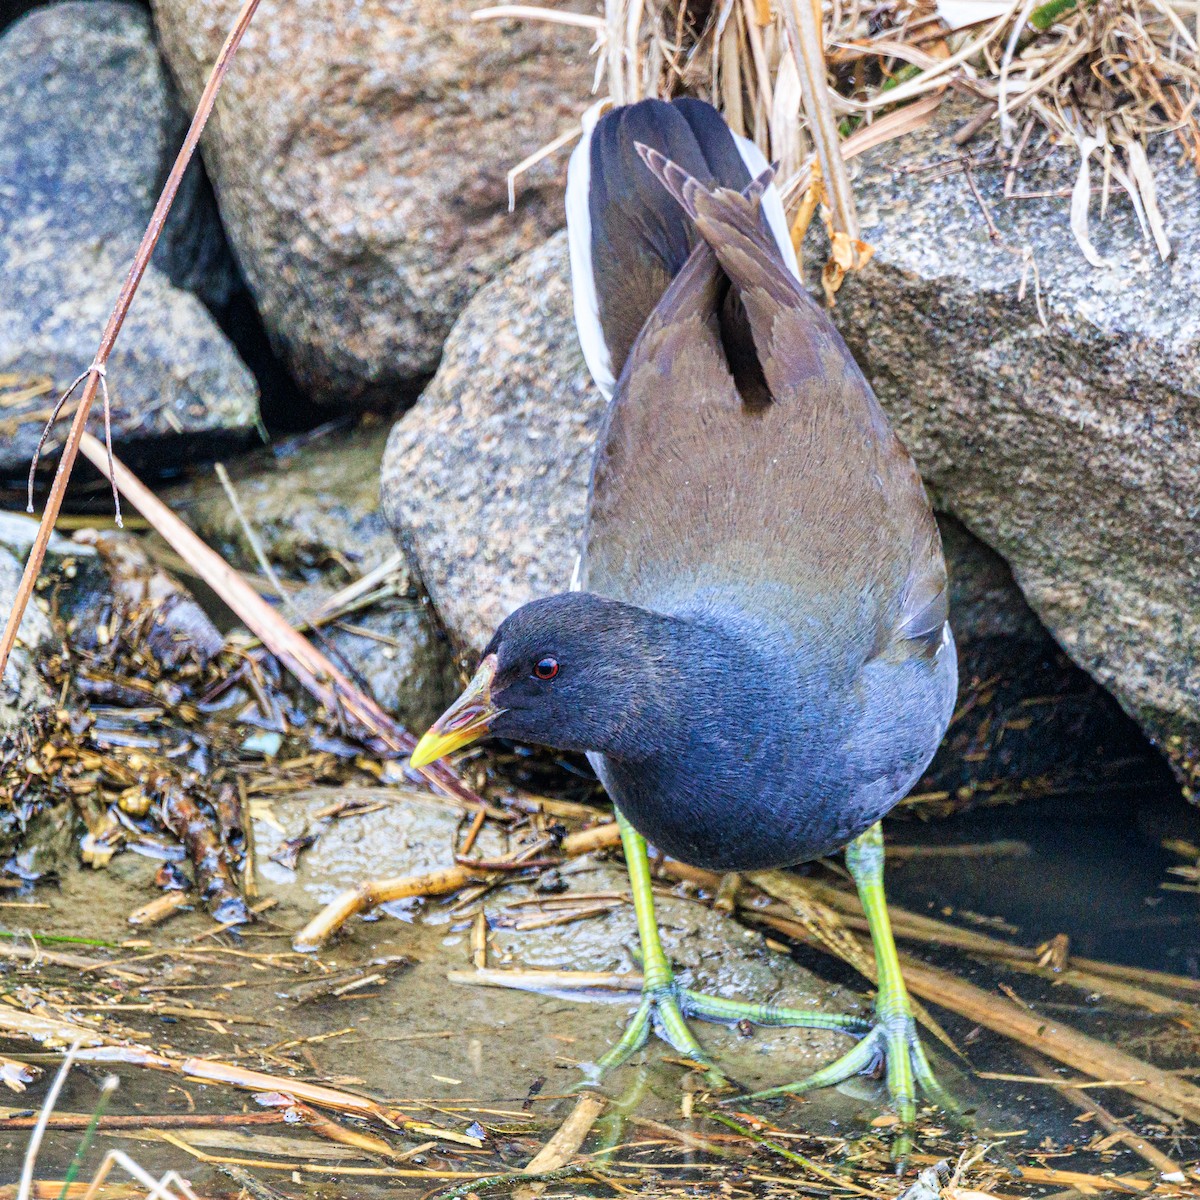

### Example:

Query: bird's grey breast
xmin=588 ymin=607 xmax=956 ymax=873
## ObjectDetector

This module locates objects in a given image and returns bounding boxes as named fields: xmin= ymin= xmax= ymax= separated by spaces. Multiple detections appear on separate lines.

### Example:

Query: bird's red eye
xmin=533 ymin=657 xmax=559 ymax=681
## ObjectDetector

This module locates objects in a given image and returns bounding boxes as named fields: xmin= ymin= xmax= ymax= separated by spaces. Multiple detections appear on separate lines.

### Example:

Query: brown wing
xmin=582 ymin=157 xmax=946 ymax=662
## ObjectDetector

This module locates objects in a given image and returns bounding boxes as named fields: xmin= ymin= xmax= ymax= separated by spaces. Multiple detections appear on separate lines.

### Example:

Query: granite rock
xmin=0 ymin=547 xmax=53 ymax=749
xmin=833 ymin=104 xmax=1200 ymax=790
xmin=0 ymin=2 xmax=257 ymax=475
xmin=381 ymin=232 xmax=597 ymax=665
xmin=151 ymin=0 xmax=594 ymax=405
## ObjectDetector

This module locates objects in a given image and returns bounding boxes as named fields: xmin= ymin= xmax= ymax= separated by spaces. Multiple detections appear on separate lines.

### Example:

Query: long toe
xmin=729 ymin=1013 xmax=961 ymax=1164
xmin=734 ymin=1026 xmax=884 ymax=1102
xmin=681 ymin=990 xmax=874 ymax=1035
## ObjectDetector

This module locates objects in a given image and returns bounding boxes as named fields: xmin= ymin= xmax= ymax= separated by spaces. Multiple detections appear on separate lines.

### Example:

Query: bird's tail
xmin=566 ymin=98 xmax=798 ymax=399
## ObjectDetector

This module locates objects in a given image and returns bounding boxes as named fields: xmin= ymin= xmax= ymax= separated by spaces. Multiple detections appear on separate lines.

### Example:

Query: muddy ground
xmin=4 ymin=780 xmax=1199 ymax=1197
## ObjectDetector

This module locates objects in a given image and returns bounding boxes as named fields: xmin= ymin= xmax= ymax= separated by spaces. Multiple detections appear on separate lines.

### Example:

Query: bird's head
xmin=409 ymin=593 xmax=665 ymax=769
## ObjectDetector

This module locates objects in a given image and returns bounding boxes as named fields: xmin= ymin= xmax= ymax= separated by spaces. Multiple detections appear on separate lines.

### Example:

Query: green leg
xmin=740 ymin=822 xmax=957 ymax=1158
xmin=590 ymin=810 xmax=868 ymax=1089
xmin=596 ymin=812 xmax=727 ymax=1086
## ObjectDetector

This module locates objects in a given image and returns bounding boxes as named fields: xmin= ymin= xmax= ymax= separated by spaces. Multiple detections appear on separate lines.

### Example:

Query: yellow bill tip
xmin=409 ymin=728 xmax=460 ymax=770
xmin=408 ymin=654 xmax=500 ymax=771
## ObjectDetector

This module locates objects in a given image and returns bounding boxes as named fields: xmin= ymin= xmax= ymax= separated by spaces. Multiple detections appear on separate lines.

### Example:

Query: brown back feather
xmin=582 ymin=153 xmax=947 ymax=663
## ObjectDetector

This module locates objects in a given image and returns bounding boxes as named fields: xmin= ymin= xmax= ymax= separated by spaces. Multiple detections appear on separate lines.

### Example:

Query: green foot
xmin=591 ymin=984 xmax=722 ymax=1087
xmin=599 ymin=812 xmax=959 ymax=1160
xmin=731 ymin=824 xmax=961 ymax=1160
xmin=735 ymin=1007 xmax=956 ymax=1158
xmin=588 ymin=981 xmax=873 ymax=1090
xmin=589 ymin=812 xmax=871 ymax=1092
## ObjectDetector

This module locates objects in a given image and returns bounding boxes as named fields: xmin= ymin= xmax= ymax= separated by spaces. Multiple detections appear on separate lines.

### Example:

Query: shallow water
xmin=0 ymin=790 xmax=861 ymax=1194
xmin=886 ymin=773 xmax=1199 ymax=976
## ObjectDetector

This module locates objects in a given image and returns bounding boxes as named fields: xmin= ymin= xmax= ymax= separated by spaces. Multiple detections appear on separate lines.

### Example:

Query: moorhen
xmin=411 ymin=97 xmax=957 ymax=1143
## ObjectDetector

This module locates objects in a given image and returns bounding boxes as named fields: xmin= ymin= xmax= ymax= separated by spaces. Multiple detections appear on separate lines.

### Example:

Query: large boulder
xmin=382 ymin=230 xmax=1177 ymax=810
xmin=0 ymin=2 xmax=256 ymax=476
xmin=151 ymin=0 xmax=594 ymax=405
xmin=833 ymin=104 xmax=1200 ymax=792
xmin=382 ymin=233 xmax=594 ymax=659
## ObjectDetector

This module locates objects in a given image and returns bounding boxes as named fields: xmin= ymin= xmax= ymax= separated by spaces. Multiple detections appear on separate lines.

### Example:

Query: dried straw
xmin=480 ymin=0 xmax=1198 ymax=267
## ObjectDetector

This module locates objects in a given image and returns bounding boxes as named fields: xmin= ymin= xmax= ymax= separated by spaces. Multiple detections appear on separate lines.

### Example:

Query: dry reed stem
xmin=523 ymin=1093 xmax=607 ymax=1174
xmin=17 ymin=1042 xmax=84 ymax=1200
xmin=448 ymin=967 xmax=643 ymax=992
xmin=0 ymin=0 xmax=264 ymax=680
xmin=0 ymin=943 xmax=150 ymax=981
xmin=907 ymin=1153 xmax=1158 ymax=1193
xmin=1018 ymin=1051 xmax=1188 ymax=1180
xmin=0 ymin=1112 xmax=288 ymax=1132
xmin=77 ymin=1152 xmax=197 ymax=1200
xmin=157 ymin=1136 xmax=487 ymax=1179
xmin=512 ymin=0 xmax=1195 ymax=265
xmin=782 ymin=0 xmax=859 ymax=240
xmin=793 ymin=870 xmax=1200 ymax=1007
xmin=293 ymin=863 xmax=491 ymax=952
xmin=756 ymin=909 xmax=1200 ymax=1126
xmin=0 ymin=1007 xmax=107 ymax=1048
xmin=83 ymin=1051 xmax=478 ymax=1148
xmin=287 ymin=1102 xmax=403 ymax=1161
xmin=0 ymin=1189 xmax=135 ymax=1200
xmin=75 ymin=431 xmax=487 ymax=811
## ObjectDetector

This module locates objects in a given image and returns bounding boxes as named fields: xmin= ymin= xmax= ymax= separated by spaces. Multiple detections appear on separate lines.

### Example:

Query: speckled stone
xmin=0 ymin=547 xmax=53 ymax=744
xmin=831 ymin=102 xmax=1200 ymax=790
xmin=170 ymin=425 xmax=404 ymax=582
xmin=0 ymin=2 xmax=256 ymax=474
xmin=151 ymin=0 xmax=594 ymax=405
xmin=381 ymin=232 xmax=600 ymax=664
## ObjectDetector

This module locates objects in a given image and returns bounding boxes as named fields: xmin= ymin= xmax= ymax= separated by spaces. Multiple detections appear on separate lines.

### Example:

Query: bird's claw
xmin=580 ymin=980 xmax=874 ymax=1095
xmin=591 ymin=983 xmax=731 ymax=1089
xmin=731 ymin=1008 xmax=962 ymax=1162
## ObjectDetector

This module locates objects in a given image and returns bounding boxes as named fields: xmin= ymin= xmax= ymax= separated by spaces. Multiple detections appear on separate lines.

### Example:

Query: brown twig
xmin=0 ymin=0 xmax=264 ymax=679
xmin=1018 ymin=1050 xmax=1188 ymax=1180
xmin=293 ymin=863 xmax=493 ymax=953
xmin=0 ymin=1111 xmax=286 ymax=1133
xmin=448 ymin=967 xmax=641 ymax=993
xmin=280 ymin=1101 xmax=405 ymax=1161
xmin=523 ymin=1093 xmax=606 ymax=1174
xmin=293 ymin=822 xmax=621 ymax=951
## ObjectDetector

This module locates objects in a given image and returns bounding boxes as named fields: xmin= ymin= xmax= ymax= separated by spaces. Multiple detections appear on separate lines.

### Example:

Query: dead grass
xmin=482 ymin=0 xmax=1200 ymax=268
